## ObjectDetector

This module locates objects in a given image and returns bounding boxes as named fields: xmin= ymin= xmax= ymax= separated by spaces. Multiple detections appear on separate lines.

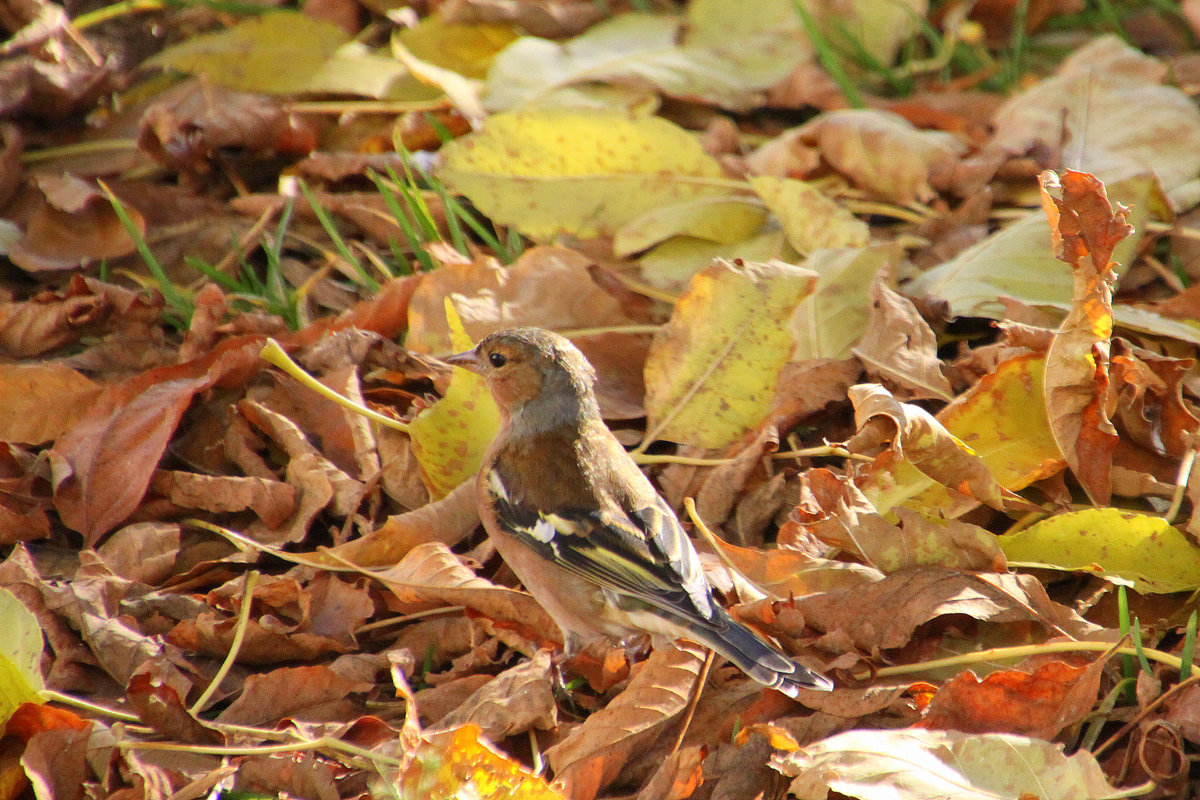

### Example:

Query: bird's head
xmin=444 ymin=328 xmax=599 ymax=427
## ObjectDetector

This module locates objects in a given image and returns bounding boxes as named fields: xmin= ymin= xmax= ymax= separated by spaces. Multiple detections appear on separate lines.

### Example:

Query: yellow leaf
xmin=0 ymin=588 xmax=45 ymax=726
xmin=438 ymin=108 xmax=728 ymax=239
xmin=614 ymin=195 xmax=767 ymax=256
xmin=644 ymin=259 xmax=817 ymax=449
xmin=409 ymin=301 xmax=499 ymax=498
xmin=750 ymin=176 xmax=869 ymax=255
xmin=639 ymin=230 xmax=786 ymax=291
xmin=863 ymin=355 xmax=1064 ymax=518
xmin=148 ymin=11 xmax=411 ymax=98
xmin=401 ymin=724 xmax=565 ymax=800
xmin=1000 ymin=508 xmax=1200 ymax=594
xmin=394 ymin=15 xmax=518 ymax=79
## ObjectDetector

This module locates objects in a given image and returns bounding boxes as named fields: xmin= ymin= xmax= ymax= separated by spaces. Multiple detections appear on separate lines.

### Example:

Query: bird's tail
xmin=681 ymin=608 xmax=832 ymax=697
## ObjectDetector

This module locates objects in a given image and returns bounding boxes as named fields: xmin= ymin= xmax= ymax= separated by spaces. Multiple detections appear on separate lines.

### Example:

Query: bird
xmin=443 ymin=327 xmax=832 ymax=697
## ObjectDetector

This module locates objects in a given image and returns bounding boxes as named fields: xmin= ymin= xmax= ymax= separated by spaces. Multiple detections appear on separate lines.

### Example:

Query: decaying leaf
xmin=1039 ymin=170 xmax=1133 ymax=506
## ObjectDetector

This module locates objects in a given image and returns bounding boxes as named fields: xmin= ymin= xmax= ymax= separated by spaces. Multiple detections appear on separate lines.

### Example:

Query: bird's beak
xmin=443 ymin=348 xmax=483 ymax=373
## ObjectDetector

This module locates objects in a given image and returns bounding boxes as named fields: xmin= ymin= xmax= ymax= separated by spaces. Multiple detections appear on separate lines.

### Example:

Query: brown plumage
xmin=445 ymin=327 xmax=832 ymax=696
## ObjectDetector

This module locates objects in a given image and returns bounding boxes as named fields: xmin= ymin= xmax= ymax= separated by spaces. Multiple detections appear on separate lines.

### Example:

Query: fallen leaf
xmin=431 ymin=650 xmax=557 ymax=741
xmin=999 ymin=508 xmax=1200 ymax=594
xmin=50 ymin=337 xmax=266 ymax=545
xmin=148 ymin=11 xmax=410 ymax=98
xmin=547 ymin=641 xmax=705 ymax=800
xmin=438 ymin=108 xmax=728 ymax=239
xmin=0 ymin=363 xmax=100 ymax=444
xmin=793 ymin=468 xmax=1006 ymax=573
xmin=917 ymin=658 xmax=1107 ymax=740
xmin=775 ymin=728 xmax=1125 ymax=800
xmin=1039 ymin=170 xmax=1132 ymax=506
xmin=9 ymin=174 xmax=141 ymax=272
xmin=853 ymin=275 xmax=952 ymax=401
xmin=750 ymin=177 xmax=870 ymax=255
xmin=644 ymin=258 xmax=818 ymax=449
xmin=791 ymin=568 xmax=1091 ymax=652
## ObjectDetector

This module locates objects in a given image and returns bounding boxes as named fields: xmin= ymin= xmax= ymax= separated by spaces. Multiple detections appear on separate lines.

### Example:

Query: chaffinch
xmin=444 ymin=327 xmax=832 ymax=697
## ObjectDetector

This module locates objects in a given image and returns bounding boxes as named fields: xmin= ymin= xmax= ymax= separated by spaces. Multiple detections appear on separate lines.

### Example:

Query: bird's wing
xmin=484 ymin=471 xmax=717 ymax=625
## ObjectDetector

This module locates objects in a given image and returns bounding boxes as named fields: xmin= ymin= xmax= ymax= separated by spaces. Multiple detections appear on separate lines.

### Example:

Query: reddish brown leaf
xmin=5 ymin=703 xmax=89 ymax=742
xmin=917 ymin=658 xmax=1107 ymax=739
xmin=49 ymin=337 xmax=265 ymax=545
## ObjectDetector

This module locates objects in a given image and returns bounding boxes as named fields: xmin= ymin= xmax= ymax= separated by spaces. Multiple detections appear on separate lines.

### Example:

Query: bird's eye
xmin=488 ymin=352 xmax=507 ymax=368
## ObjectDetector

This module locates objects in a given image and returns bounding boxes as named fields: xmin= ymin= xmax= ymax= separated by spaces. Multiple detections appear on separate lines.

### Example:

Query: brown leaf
xmin=49 ymin=337 xmax=265 ymax=545
xmin=127 ymin=671 xmax=224 ymax=744
xmin=0 ymin=363 xmax=100 ymax=445
xmin=431 ymin=650 xmax=557 ymax=741
xmin=168 ymin=613 xmax=353 ymax=664
xmin=9 ymin=174 xmax=141 ymax=272
xmin=1039 ymin=170 xmax=1133 ymax=505
xmin=19 ymin=727 xmax=93 ymax=800
xmin=322 ymin=478 xmax=479 ymax=567
xmin=793 ymin=468 xmax=1006 ymax=573
xmin=0 ymin=275 xmax=161 ymax=358
xmin=374 ymin=542 xmax=557 ymax=643
xmin=853 ymin=276 xmax=952 ymax=401
xmin=917 ymin=658 xmax=1107 ymax=740
xmin=790 ymin=568 xmax=1094 ymax=652
xmin=634 ymin=745 xmax=703 ymax=800
xmin=137 ymin=82 xmax=316 ymax=177
xmin=1109 ymin=339 xmax=1199 ymax=460
xmin=150 ymin=470 xmax=296 ymax=528
xmin=215 ymin=665 xmax=370 ymax=726
xmin=0 ymin=444 xmax=52 ymax=544
xmin=547 ymin=641 xmax=705 ymax=800
xmin=752 ymin=109 xmax=966 ymax=203
xmin=94 ymin=522 xmax=182 ymax=585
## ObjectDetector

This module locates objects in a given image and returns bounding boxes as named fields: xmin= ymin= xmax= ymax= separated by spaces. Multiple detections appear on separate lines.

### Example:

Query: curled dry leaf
xmin=137 ymin=82 xmax=316 ymax=177
xmin=1039 ymin=169 xmax=1133 ymax=506
xmin=848 ymin=383 xmax=1014 ymax=514
xmin=793 ymin=468 xmax=1005 ymax=573
xmin=752 ymin=109 xmax=967 ymax=204
xmin=215 ymin=664 xmax=371 ymax=726
xmin=9 ymin=174 xmax=141 ymax=272
xmin=149 ymin=470 xmax=295 ymax=528
xmin=1109 ymin=338 xmax=1199 ymax=461
xmin=852 ymin=275 xmax=952 ymax=401
xmin=375 ymin=542 xmax=557 ymax=641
